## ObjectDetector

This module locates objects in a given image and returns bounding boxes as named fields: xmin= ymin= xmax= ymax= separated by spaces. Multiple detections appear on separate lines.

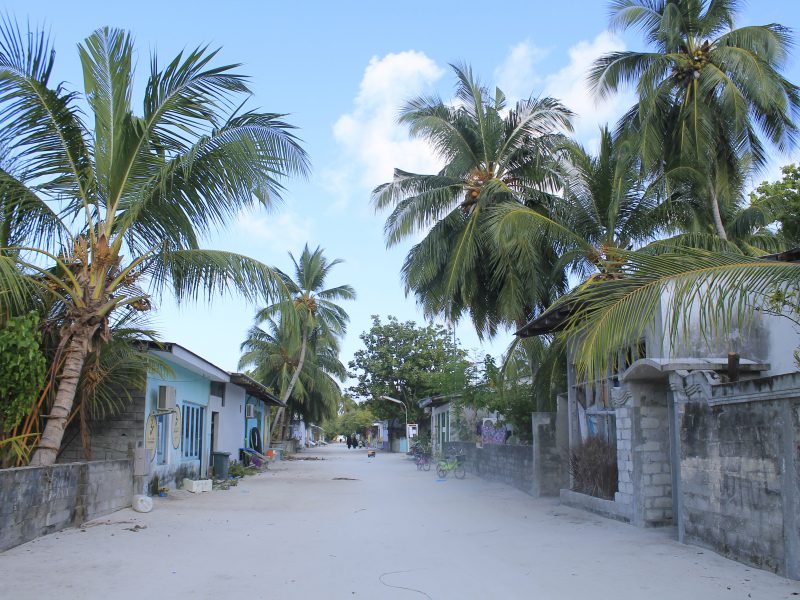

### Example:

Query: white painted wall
xmin=210 ymin=383 xmax=247 ymax=459
xmin=655 ymin=286 xmax=800 ymax=376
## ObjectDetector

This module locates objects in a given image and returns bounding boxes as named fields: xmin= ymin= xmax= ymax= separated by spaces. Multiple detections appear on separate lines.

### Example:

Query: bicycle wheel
xmin=436 ymin=464 xmax=447 ymax=479
xmin=422 ymin=459 xmax=431 ymax=472
xmin=455 ymin=464 xmax=466 ymax=479
xmin=416 ymin=460 xmax=423 ymax=471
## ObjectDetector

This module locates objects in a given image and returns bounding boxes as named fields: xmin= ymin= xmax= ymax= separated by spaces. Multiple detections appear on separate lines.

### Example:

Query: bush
xmin=569 ymin=436 xmax=618 ymax=500
xmin=228 ymin=462 xmax=257 ymax=478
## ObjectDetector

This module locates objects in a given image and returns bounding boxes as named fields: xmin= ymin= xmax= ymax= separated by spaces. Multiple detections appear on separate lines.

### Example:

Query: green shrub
xmin=0 ymin=312 xmax=46 ymax=432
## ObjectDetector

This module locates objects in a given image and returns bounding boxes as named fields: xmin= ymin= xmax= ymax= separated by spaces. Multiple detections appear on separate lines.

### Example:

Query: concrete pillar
xmin=626 ymin=381 xmax=673 ymax=527
xmin=531 ymin=412 xmax=567 ymax=497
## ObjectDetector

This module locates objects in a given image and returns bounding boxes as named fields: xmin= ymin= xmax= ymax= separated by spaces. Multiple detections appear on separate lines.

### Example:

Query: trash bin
xmin=212 ymin=452 xmax=231 ymax=480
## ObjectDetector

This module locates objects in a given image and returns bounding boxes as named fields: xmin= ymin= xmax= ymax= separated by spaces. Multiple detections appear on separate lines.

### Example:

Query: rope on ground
xmin=378 ymin=570 xmax=433 ymax=599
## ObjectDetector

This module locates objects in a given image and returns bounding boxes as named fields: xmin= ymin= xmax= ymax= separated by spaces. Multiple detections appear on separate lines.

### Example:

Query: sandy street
xmin=1 ymin=445 xmax=798 ymax=600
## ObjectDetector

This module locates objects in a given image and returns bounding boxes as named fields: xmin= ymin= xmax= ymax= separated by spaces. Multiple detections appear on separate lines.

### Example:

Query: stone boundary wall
xmin=0 ymin=460 xmax=133 ymax=552
xmin=444 ymin=442 xmax=534 ymax=495
xmin=681 ymin=399 xmax=786 ymax=574
xmin=677 ymin=371 xmax=800 ymax=579
xmin=444 ymin=412 xmax=566 ymax=497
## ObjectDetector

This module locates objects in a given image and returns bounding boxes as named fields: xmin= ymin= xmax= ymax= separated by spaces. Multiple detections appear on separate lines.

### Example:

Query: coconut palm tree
xmin=0 ymin=23 xmax=309 ymax=465
xmin=242 ymin=245 xmax=354 ymax=440
xmin=649 ymin=190 xmax=784 ymax=255
xmin=492 ymin=126 xmax=663 ymax=284
xmin=239 ymin=315 xmax=346 ymax=440
xmin=589 ymin=0 xmax=800 ymax=241
xmin=373 ymin=63 xmax=573 ymax=336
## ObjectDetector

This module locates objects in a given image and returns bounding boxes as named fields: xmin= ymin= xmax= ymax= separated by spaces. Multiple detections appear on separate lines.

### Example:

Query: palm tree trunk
xmin=29 ymin=332 xmax=92 ymax=466
xmin=709 ymin=183 xmax=728 ymax=241
xmin=267 ymin=327 xmax=309 ymax=445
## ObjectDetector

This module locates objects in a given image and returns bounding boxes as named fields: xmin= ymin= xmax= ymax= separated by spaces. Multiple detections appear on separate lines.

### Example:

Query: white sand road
xmin=1 ymin=444 xmax=798 ymax=600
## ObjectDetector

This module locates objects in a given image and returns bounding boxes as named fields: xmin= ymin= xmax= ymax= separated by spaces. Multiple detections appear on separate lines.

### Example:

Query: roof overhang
xmin=146 ymin=342 xmax=229 ymax=382
xmin=762 ymin=247 xmax=800 ymax=263
xmin=229 ymin=372 xmax=285 ymax=407
xmin=515 ymin=299 xmax=584 ymax=337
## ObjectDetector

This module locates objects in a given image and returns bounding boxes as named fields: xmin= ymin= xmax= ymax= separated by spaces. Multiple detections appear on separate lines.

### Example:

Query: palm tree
xmin=589 ymin=0 xmax=800 ymax=241
xmin=650 ymin=191 xmax=784 ymax=255
xmin=373 ymin=63 xmax=573 ymax=336
xmin=239 ymin=315 xmax=346 ymax=441
xmin=241 ymin=245 xmax=354 ymax=440
xmin=492 ymin=126 xmax=662 ymax=283
xmin=0 ymin=23 xmax=309 ymax=465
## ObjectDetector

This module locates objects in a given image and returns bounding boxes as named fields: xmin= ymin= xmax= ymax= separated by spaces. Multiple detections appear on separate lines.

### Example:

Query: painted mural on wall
xmin=481 ymin=420 xmax=508 ymax=445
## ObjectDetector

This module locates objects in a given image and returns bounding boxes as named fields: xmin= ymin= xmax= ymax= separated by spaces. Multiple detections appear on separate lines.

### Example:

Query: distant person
xmin=346 ymin=435 xmax=352 ymax=449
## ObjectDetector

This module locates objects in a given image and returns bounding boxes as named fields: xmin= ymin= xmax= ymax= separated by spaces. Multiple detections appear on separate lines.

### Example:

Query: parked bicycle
xmin=415 ymin=452 xmax=431 ymax=471
xmin=436 ymin=452 xmax=466 ymax=479
xmin=410 ymin=439 xmax=430 ymax=458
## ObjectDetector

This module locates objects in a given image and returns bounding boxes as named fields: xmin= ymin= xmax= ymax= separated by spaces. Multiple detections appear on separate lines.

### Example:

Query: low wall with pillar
xmin=444 ymin=411 xmax=566 ymax=497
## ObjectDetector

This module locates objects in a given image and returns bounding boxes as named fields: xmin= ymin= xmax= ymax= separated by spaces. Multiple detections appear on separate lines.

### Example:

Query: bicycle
xmin=436 ymin=452 xmax=466 ymax=479
xmin=415 ymin=452 xmax=431 ymax=471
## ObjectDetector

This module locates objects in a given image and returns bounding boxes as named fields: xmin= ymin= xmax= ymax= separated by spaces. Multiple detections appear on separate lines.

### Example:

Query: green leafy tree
xmin=348 ymin=315 xmax=466 ymax=425
xmin=0 ymin=312 xmax=46 ymax=442
xmin=0 ymin=23 xmax=309 ymax=465
xmin=373 ymin=63 xmax=573 ymax=335
xmin=326 ymin=397 xmax=377 ymax=438
xmin=590 ymin=0 xmax=800 ymax=241
xmin=750 ymin=164 xmax=800 ymax=247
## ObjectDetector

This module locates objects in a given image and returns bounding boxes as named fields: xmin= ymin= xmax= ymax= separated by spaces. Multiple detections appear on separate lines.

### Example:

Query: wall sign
xmin=172 ymin=406 xmax=182 ymax=449
xmin=145 ymin=414 xmax=157 ymax=451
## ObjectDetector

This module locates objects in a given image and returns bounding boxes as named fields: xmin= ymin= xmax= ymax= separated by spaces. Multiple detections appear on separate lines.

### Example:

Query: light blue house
xmin=144 ymin=342 xmax=230 ymax=489
xmin=60 ymin=341 xmax=283 ymax=493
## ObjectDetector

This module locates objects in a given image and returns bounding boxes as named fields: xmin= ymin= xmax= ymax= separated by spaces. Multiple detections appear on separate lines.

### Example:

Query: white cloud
xmin=492 ymin=33 xmax=633 ymax=146
xmin=235 ymin=209 xmax=312 ymax=256
xmin=495 ymin=41 xmax=548 ymax=102
xmin=330 ymin=51 xmax=445 ymax=207
xmin=542 ymin=31 xmax=633 ymax=141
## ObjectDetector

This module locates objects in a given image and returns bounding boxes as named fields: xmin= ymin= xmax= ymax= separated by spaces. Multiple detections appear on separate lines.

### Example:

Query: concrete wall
xmin=677 ymin=372 xmax=800 ymax=578
xmin=531 ymin=413 xmax=568 ymax=497
xmin=59 ymin=392 xmax=145 ymax=463
xmin=657 ymin=288 xmax=800 ymax=376
xmin=628 ymin=383 xmax=673 ymax=527
xmin=445 ymin=442 xmax=534 ymax=495
xmin=0 ymin=460 xmax=133 ymax=552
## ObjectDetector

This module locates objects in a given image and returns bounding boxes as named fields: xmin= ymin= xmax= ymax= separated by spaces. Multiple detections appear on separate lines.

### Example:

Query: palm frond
xmin=149 ymin=248 xmax=288 ymax=305
xmin=560 ymin=248 xmax=800 ymax=379
xmin=0 ymin=17 xmax=94 ymax=206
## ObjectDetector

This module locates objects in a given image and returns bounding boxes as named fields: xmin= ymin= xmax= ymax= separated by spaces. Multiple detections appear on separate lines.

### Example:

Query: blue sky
xmin=10 ymin=0 xmax=800 ymax=375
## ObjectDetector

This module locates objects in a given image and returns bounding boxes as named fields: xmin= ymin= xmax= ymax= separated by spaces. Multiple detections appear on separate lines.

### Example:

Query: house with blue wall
xmin=144 ymin=342 xmax=229 ymax=488
xmin=60 ymin=342 xmax=283 ymax=494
